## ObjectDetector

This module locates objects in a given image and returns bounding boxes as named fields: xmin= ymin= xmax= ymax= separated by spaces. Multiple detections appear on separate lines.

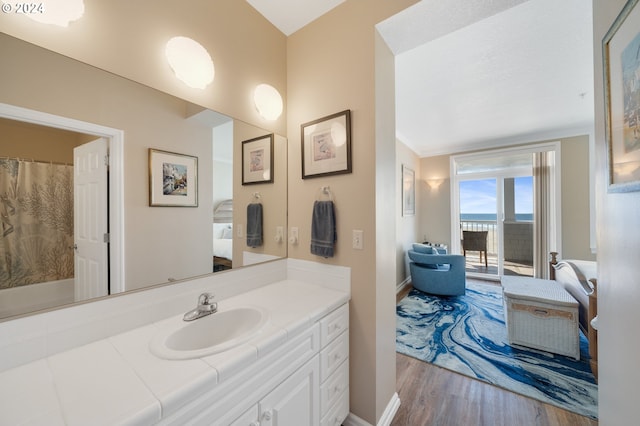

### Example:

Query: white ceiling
xmin=248 ymin=0 xmax=594 ymax=157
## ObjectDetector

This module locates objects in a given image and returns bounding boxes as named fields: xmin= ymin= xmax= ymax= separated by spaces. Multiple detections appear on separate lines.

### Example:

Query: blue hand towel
xmin=311 ymin=200 xmax=336 ymax=258
xmin=246 ymin=203 xmax=263 ymax=247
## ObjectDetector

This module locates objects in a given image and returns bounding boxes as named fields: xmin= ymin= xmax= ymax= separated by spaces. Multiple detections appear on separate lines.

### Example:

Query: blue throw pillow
xmin=412 ymin=243 xmax=434 ymax=254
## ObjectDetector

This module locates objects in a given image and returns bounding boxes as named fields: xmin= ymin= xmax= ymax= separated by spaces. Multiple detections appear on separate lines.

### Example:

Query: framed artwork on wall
xmin=149 ymin=148 xmax=198 ymax=207
xmin=603 ymin=0 xmax=640 ymax=192
xmin=301 ymin=109 xmax=352 ymax=179
xmin=242 ymin=134 xmax=274 ymax=185
xmin=402 ymin=164 xmax=415 ymax=216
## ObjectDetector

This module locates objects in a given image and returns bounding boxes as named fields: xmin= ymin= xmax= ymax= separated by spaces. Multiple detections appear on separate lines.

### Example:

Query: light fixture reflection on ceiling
xmin=9 ymin=0 xmax=85 ymax=27
xmin=253 ymin=83 xmax=283 ymax=121
xmin=165 ymin=36 xmax=215 ymax=90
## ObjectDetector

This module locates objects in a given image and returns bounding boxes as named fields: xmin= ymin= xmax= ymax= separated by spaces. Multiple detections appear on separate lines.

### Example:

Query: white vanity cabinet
xmin=228 ymin=303 xmax=349 ymax=426
xmin=319 ymin=304 xmax=349 ymax=426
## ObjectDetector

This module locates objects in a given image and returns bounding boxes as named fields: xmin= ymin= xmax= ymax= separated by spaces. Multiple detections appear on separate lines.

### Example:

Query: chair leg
xmin=484 ymin=250 xmax=488 ymax=267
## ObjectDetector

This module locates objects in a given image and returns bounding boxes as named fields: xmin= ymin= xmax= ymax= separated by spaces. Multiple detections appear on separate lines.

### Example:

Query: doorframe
xmin=450 ymin=142 xmax=562 ymax=279
xmin=0 ymin=102 xmax=125 ymax=293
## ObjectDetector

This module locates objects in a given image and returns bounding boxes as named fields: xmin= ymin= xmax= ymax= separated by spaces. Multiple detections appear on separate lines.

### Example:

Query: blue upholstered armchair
xmin=408 ymin=244 xmax=466 ymax=296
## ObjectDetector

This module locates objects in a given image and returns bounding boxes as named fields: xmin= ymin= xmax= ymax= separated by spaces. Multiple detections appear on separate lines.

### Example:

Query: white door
xmin=74 ymin=138 xmax=109 ymax=301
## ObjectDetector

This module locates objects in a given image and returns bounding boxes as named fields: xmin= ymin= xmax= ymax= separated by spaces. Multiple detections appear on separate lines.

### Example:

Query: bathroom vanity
xmin=0 ymin=259 xmax=350 ymax=425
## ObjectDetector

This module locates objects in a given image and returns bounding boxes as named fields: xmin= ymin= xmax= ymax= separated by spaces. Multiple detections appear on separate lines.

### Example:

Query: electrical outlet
xmin=353 ymin=230 xmax=363 ymax=250
xmin=275 ymin=226 xmax=284 ymax=243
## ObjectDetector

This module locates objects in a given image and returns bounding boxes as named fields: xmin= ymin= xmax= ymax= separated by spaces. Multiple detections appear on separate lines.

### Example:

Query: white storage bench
xmin=501 ymin=276 xmax=580 ymax=360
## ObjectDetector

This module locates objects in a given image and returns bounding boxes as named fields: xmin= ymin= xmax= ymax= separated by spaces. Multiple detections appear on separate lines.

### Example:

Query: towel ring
xmin=316 ymin=186 xmax=333 ymax=201
xmin=251 ymin=192 xmax=262 ymax=203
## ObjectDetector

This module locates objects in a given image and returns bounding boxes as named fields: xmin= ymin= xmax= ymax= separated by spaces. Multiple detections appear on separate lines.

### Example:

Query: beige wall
xmin=415 ymin=135 xmax=595 ymax=267
xmin=396 ymin=141 xmax=422 ymax=285
xmin=286 ymin=1 xmax=418 ymax=422
xmin=593 ymin=2 xmax=640 ymax=424
xmin=419 ymin=154 xmax=453 ymax=250
xmin=0 ymin=118 xmax=89 ymax=163
xmin=0 ymin=0 xmax=287 ymax=136
xmin=560 ymin=135 xmax=595 ymax=261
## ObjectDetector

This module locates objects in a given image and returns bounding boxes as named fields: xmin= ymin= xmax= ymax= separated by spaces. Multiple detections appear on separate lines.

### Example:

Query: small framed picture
xmin=301 ymin=109 xmax=352 ymax=179
xmin=242 ymin=134 xmax=274 ymax=185
xmin=603 ymin=0 xmax=640 ymax=192
xmin=402 ymin=164 xmax=415 ymax=216
xmin=149 ymin=148 xmax=198 ymax=207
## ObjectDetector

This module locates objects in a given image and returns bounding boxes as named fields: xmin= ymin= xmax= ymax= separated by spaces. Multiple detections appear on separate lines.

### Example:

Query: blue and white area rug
xmin=396 ymin=281 xmax=598 ymax=419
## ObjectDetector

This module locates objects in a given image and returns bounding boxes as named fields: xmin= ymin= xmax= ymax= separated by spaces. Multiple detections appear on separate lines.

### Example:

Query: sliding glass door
xmin=452 ymin=145 xmax=557 ymax=280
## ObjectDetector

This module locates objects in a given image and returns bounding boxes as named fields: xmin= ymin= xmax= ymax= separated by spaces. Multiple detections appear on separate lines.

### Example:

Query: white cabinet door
xmin=230 ymin=405 xmax=259 ymax=426
xmin=259 ymin=356 xmax=320 ymax=426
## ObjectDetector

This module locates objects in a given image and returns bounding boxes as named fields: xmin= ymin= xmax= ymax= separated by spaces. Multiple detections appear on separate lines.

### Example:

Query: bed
xmin=213 ymin=200 xmax=233 ymax=271
xmin=550 ymin=252 xmax=598 ymax=380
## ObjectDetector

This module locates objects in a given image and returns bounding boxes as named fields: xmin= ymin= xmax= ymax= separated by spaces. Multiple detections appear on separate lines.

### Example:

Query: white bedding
xmin=213 ymin=223 xmax=233 ymax=260
xmin=214 ymin=238 xmax=233 ymax=260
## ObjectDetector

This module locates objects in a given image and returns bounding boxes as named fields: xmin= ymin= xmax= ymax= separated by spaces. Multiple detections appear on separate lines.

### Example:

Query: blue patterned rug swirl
xmin=396 ymin=281 xmax=598 ymax=419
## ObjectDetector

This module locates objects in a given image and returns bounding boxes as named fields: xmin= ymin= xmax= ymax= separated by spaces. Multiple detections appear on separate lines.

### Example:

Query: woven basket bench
xmin=501 ymin=276 xmax=580 ymax=360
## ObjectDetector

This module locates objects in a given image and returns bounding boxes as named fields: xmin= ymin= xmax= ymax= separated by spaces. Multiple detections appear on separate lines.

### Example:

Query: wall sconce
xmin=165 ymin=36 xmax=215 ymax=89
xmin=426 ymin=178 xmax=445 ymax=191
xmin=253 ymin=83 xmax=283 ymax=121
xmin=10 ymin=0 xmax=85 ymax=27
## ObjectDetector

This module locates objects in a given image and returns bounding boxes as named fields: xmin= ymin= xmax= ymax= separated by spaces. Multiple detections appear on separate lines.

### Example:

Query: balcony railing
xmin=460 ymin=219 xmax=534 ymax=276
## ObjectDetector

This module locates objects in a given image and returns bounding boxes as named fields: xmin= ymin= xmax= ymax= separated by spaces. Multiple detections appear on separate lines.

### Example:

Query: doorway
xmin=0 ymin=103 xmax=125 ymax=298
xmin=451 ymin=144 xmax=560 ymax=280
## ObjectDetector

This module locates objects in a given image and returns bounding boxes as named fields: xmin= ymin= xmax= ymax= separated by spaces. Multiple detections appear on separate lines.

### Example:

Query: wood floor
xmin=393 ymin=286 xmax=598 ymax=426
xmin=391 ymin=353 xmax=598 ymax=426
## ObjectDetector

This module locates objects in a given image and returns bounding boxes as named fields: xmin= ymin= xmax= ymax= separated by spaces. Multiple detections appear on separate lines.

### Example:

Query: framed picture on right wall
xmin=603 ymin=0 xmax=640 ymax=192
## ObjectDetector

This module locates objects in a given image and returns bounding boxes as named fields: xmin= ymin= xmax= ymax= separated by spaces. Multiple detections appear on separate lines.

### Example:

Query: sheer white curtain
xmin=533 ymin=150 xmax=554 ymax=279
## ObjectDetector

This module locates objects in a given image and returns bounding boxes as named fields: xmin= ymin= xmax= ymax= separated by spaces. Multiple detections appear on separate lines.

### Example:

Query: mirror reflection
xmin=0 ymin=33 xmax=287 ymax=321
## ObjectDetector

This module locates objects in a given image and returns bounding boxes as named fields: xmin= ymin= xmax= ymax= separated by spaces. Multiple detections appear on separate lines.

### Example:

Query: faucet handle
xmin=198 ymin=292 xmax=215 ymax=306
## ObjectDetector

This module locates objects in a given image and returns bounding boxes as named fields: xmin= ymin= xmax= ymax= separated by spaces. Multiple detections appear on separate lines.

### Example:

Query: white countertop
xmin=0 ymin=280 xmax=349 ymax=426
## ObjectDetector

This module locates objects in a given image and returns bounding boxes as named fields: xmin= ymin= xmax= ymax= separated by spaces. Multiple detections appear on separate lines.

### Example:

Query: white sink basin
xmin=150 ymin=306 xmax=269 ymax=360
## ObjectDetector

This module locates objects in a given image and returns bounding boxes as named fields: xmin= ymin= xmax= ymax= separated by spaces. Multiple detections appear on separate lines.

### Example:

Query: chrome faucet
xmin=183 ymin=292 xmax=218 ymax=321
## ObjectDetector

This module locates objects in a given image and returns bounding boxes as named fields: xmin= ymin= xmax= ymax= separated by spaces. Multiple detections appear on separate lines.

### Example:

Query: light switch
xmin=353 ymin=230 xmax=363 ymax=250
xmin=237 ymin=224 xmax=243 ymax=238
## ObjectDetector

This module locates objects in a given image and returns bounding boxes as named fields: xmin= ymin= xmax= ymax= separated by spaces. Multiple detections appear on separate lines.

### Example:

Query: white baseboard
xmin=343 ymin=413 xmax=371 ymax=426
xmin=377 ymin=392 xmax=401 ymax=426
xmin=396 ymin=277 xmax=411 ymax=294
xmin=343 ymin=392 xmax=401 ymax=426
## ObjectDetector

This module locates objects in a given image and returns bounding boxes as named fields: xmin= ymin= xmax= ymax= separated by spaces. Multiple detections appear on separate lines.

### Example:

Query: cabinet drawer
xmin=320 ymin=304 xmax=349 ymax=347
xmin=320 ymin=387 xmax=349 ymax=426
xmin=320 ymin=358 xmax=349 ymax=416
xmin=320 ymin=331 xmax=349 ymax=382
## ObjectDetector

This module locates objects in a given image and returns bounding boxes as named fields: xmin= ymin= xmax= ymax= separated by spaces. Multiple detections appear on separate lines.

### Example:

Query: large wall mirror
xmin=0 ymin=33 xmax=287 ymax=321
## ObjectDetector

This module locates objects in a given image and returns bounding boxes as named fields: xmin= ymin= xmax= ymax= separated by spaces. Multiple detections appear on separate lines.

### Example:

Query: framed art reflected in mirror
xmin=242 ymin=134 xmax=274 ymax=185
xmin=149 ymin=149 xmax=198 ymax=206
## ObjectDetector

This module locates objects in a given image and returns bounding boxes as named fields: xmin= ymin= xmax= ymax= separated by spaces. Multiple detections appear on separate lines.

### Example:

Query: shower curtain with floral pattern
xmin=0 ymin=159 xmax=74 ymax=290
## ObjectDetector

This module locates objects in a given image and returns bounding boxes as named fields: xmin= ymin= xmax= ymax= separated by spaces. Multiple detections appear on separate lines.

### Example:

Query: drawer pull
xmin=263 ymin=410 xmax=272 ymax=421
